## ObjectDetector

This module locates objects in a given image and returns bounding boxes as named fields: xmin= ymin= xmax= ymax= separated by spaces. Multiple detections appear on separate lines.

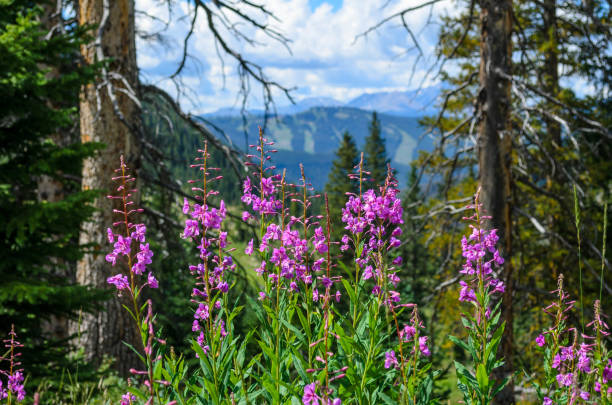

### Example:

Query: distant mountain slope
xmin=205 ymin=107 xmax=433 ymax=189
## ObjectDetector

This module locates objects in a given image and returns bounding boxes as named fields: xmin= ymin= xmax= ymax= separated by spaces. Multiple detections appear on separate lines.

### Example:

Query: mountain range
xmin=208 ymin=85 xmax=441 ymax=118
xmin=196 ymin=87 xmax=442 ymax=189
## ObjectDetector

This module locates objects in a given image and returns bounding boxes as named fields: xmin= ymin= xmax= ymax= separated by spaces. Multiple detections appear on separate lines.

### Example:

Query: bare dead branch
xmin=141 ymin=84 xmax=246 ymax=181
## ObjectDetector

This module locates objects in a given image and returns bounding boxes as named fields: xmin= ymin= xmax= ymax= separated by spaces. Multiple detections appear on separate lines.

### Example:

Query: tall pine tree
xmin=363 ymin=111 xmax=390 ymax=188
xmin=0 ymin=2 xmax=105 ymax=379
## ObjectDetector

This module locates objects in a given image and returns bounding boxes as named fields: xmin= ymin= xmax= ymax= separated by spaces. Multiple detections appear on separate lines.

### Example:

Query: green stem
xmin=573 ymin=185 xmax=585 ymax=334
xmin=359 ymin=302 xmax=381 ymax=404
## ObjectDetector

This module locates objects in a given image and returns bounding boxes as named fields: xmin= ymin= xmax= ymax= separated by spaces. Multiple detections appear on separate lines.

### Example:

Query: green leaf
xmin=476 ymin=363 xmax=489 ymax=394
xmin=485 ymin=321 xmax=505 ymax=370
xmin=280 ymin=318 xmax=306 ymax=342
xmin=292 ymin=352 xmax=308 ymax=381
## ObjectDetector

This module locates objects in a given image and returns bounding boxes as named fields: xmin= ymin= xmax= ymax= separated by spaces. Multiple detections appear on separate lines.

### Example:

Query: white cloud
xmin=135 ymin=0 xmax=454 ymax=113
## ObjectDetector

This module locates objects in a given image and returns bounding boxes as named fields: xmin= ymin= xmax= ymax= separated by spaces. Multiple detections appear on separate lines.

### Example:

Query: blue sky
xmin=135 ymin=0 xmax=454 ymax=114
xmin=309 ymin=0 xmax=342 ymax=11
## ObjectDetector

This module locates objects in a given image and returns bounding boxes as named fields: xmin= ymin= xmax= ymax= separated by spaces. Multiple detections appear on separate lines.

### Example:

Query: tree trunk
xmin=74 ymin=0 xmax=141 ymax=376
xmin=541 ymin=0 xmax=562 ymax=286
xmin=477 ymin=0 xmax=514 ymax=403
xmin=542 ymin=0 xmax=561 ymax=145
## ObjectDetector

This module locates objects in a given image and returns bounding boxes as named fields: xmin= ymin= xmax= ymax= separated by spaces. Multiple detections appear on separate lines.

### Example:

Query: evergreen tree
xmin=325 ymin=131 xmax=359 ymax=240
xmin=363 ymin=111 xmax=390 ymax=188
xmin=0 ymin=2 xmax=104 ymax=379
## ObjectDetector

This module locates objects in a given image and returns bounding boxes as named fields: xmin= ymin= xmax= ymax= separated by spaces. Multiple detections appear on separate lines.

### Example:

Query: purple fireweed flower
xmin=136 ymin=243 xmax=153 ymax=265
xmin=114 ymin=236 xmax=131 ymax=256
xmin=387 ymin=290 xmax=401 ymax=304
xmin=535 ymin=334 xmax=545 ymax=347
xmin=245 ymin=239 xmax=254 ymax=255
xmin=363 ymin=265 xmax=374 ymax=280
xmin=552 ymin=354 xmax=562 ymax=369
xmin=107 ymin=228 xmax=115 ymax=243
xmin=107 ymin=274 xmax=129 ymax=291
xmin=130 ymin=224 xmax=146 ymax=243
xmin=183 ymin=219 xmax=199 ymax=238
xmin=218 ymin=320 xmax=227 ymax=337
xmin=560 ymin=346 xmax=574 ymax=361
xmin=184 ymin=145 xmax=235 ymax=359
xmin=458 ymin=281 xmax=476 ymax=302
xmin=2 ymin=327 xmax=26 ymax=402
xmin=489 ymin=278 xmax=505 ymax=294
xmin=255 ymin=260 xmax=266 ymax=275
xmin=459 ymin=224 xmax=505 ymax=299
xmin=147 ymin=272 xmax=158 ymax=289
xmin=261 ymin=176 xmax=275 ymax=195
xmin=543 ymin=397 xmax=553 ymax=405
xmin=556 ymin=372 xmax=573 ymax=387
xmin=400 ymin=325 xmax=416 ymax=342
xmin=219 ymin=231 xmax=228 ymax=248
xmin=7 ymin=371 xmax=25 ymax=401
xmin=604 ymin=359 xmax=612 ymax=383
xmin=320 ymin=277 xmax=332 ymax=289
xmin=203 ymin=203 xmax=226 ymax=229
xmin=105 ymin=251 xmax=118 ymax=266
xmin=195 ymin=304 xmax=209 ymax=320
xmin=302 ymin=382 xmax=320 ymax=405
xmin=388 ymin=273 xmax=400 ymax=287
xmin=183 ymin=198 xmax=190 ymax=214
xmin=313 ymin=258 xmax=325 ymax=272
xmin=313 ymin=226 xmax=328 ymax=254
xmin=242 ymin=177 xmax=252 ymax=198
xmin=120 ymin=392 xmax=136 ymax=405
xmin=419 ymin=336 xmax=431 ymax=356
xmin=131 ymin=262 xmax=145 ymax=275
xmin=388 ymin=237 xmax=401 ymax=248
xmin=217 ymin=281 xmax=229 ymax=293
xmin=576 ymin=353 xmax=590 ymax=372
xmin=384 ymin=350 xmax=399 ymax=369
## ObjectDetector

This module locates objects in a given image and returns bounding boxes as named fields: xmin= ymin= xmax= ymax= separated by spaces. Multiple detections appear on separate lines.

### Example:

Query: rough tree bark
xmin=477 ymin=0 xmax=514 ymax=403
xmin=74 ymin=0 xmax=141 ymax=375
